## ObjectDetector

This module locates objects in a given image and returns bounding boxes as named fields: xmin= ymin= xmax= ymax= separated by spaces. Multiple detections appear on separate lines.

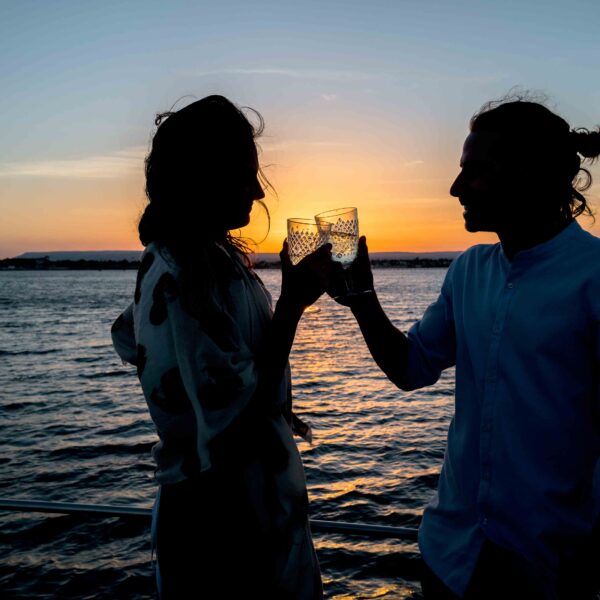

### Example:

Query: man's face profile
xmin=450 ymin=132 xmax=516 ymax=234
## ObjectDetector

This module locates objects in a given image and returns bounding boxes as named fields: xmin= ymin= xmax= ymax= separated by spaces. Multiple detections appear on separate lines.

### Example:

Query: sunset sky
xmin=2 ymin=0 xmax=600 ymax=258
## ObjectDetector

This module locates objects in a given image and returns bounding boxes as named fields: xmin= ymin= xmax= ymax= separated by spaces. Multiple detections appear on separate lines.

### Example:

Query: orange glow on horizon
xmin=1 ymin=139 xmax=599 ymax=259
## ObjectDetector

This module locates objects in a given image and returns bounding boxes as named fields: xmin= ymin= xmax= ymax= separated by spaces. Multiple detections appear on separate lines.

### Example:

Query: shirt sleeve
xmin=110 ymin=302 xmax=137 ymax=366
xmin=397 ymin=259 xmax=458 ymax=391
xmin=596 ymin=307 xmax=600 ymax=418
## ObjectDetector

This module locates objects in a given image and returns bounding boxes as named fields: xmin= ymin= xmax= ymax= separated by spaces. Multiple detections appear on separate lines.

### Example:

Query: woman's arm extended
xmin=253 ymin=241 xmax=332 ymax=409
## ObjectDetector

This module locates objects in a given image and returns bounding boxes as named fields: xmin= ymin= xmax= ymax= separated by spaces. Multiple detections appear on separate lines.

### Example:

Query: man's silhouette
xmin=333 ymin=98 xmax=600 ymax=599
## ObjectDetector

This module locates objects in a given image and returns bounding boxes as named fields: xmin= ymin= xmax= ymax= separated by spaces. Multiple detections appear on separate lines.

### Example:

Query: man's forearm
xmin=350 ymin=292 xmax=410 ymax=387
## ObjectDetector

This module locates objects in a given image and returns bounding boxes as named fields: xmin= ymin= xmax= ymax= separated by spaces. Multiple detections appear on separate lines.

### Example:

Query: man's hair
xmin=470 ymin=92 xmax=600 ymax=220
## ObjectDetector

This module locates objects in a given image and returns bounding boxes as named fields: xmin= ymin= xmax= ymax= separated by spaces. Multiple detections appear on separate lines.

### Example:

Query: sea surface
xmin=0 ymin=268 xmax=455 ymax=599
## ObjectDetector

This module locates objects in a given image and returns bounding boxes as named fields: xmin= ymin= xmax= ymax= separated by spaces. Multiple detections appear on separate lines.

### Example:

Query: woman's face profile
xmin=218 ymin=142 xmax=265 ymax=232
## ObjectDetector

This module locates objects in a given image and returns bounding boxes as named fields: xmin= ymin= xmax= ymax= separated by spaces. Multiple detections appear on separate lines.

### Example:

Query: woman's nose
xmin=254 ymin=177 xmax=265 ymax=200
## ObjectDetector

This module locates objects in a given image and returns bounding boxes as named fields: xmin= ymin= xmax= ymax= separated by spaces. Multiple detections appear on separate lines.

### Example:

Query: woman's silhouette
xmin=111 ymin=95 xmax=328 ymax=599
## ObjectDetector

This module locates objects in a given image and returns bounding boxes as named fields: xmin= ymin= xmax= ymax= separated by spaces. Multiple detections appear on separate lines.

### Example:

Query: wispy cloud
xmin=403 ymin=160 xmax=425 ymax=168
xmin=181 ymin=67 xmax=383 ymax=82
xmin=0 ymin=147 xmax=147 ymax=179
xmin=321 ymin=93 xmax=338 ymax=102
xmin=259 ymin=138 xmax=351 ymax=151
xmin=376 ymin=176 xmax=450 ymax=185
xmin=182 ymin=67 xmax=506 ymax=87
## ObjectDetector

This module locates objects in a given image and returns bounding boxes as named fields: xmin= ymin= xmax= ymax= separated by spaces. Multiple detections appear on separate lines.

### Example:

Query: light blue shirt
xmin=400 ymin=220 xmax=600 ymax=596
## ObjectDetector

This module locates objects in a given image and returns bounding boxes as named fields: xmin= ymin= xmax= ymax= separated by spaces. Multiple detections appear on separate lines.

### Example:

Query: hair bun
xmin=571 ymin=128 xmax=600 ymax=159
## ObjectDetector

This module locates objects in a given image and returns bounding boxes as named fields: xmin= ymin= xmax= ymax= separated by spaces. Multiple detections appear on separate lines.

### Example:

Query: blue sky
xmin=1 ymin=0 xmax=599 ymax=256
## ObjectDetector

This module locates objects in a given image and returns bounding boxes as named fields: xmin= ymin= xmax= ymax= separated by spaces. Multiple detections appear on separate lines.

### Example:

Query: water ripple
xmin=0 ymin=268 xmax=450 ymax=599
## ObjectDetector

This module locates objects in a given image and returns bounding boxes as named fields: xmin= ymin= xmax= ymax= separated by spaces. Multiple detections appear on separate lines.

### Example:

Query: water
xmin=0 ymin=268 xmax=454 ymax=599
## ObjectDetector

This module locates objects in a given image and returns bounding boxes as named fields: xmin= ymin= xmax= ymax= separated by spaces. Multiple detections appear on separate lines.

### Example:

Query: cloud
xmin=321 ymin=94 xmax=338 ymax=102
xmin=0 ymin=146 xmax=147 ymax=179
xmin=259 ymin=139 xmax=350 ymax=151
xmin=377 ymin=176 xmax=450 ymax=185
xmin=182 ymin=67 xmax=382 ymax=82
xmin=403 ymin=160 xmax=425 ymax=168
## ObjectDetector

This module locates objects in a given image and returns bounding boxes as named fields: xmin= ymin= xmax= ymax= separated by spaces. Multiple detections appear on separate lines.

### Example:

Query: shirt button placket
xmin=479 ymin=273 xmax=515 ymax=523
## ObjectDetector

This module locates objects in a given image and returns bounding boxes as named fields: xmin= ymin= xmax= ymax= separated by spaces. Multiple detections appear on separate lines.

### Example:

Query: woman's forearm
xmin=266 ymin=296 xmax=304 ymax=377
xmin=252 ymin=241 xmax=331 ymax=413
xmin=253 ymin=297 xmax=304 ymax=412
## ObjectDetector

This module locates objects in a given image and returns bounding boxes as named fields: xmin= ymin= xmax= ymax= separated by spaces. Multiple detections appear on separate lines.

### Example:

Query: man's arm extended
xmin=350 ymin=291 xmax=410 ymax=387
xmin=330 ymin=236 xmax=456 ymax=391
xmin=329 ymin=237 xmax=409 ymax=387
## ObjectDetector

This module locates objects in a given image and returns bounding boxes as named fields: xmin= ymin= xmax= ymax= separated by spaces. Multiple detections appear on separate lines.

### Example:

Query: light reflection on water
xmin=0 ymin=268 xmax=453 ymax=599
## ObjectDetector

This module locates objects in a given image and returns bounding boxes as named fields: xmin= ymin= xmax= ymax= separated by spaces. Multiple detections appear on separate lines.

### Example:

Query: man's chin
xmin=463 ymin=214 xmax=495 ymax=233
xmin=464 ymin=220 xmax=481 ymax=233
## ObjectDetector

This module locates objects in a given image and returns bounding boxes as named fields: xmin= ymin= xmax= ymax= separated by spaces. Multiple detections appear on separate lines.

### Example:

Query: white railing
xmin=0 ymin=498 xmax=418 ymax=539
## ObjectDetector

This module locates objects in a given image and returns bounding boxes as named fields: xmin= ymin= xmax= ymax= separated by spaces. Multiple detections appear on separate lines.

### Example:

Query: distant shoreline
xmin=0 ymin=257 xmax=453 ymax=271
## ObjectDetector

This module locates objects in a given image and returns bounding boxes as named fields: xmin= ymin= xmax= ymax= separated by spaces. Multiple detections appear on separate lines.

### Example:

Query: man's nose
xmin=449 ymin=173 xmax=462 ymax=198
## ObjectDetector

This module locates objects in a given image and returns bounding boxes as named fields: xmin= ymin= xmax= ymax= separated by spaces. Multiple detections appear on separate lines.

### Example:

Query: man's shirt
xmin=400 ymin=220 xmax=600 ymax=596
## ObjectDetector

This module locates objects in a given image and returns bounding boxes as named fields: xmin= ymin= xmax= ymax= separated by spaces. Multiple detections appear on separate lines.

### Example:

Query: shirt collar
xmin=500 ymin=219 xmax=582 ymax=263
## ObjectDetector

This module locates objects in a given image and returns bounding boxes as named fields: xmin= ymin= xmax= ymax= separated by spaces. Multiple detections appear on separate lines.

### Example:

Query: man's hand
xmin=327 ymin=236 xmax=375 ymax=307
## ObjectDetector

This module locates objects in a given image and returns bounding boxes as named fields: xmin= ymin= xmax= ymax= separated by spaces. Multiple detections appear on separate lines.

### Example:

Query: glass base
xmin=330 ymin=266 xmax=373 ymax=299
xmin=331 ymin=289 xmax=374 ymax=300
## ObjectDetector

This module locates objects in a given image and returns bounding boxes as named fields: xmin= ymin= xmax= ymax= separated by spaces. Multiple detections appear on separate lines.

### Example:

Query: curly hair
xmin=470 ymin=91 xmax=600 ymax=221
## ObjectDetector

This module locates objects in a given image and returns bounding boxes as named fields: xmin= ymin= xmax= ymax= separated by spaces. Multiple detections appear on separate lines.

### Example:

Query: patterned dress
xmin=111 ymin=242 xmax=322 ymax=599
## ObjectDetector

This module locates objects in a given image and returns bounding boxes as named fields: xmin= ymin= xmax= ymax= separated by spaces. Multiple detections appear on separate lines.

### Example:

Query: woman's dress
xmin=111 ymin=242 xmax=322 ymax=599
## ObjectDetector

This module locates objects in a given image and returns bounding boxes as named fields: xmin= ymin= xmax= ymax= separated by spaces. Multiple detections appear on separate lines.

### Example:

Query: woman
xmin=111 ymin=95 xmax=329 ymax=599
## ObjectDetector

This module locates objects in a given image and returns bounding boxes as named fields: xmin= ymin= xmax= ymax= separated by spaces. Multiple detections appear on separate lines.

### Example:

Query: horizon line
xmin=4 ymin=249 xmax=467 ymax=261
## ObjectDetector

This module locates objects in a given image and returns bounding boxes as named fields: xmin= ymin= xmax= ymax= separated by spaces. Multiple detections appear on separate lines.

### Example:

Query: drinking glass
xmin=287 ymin=218 xmax=331 ymax=265
xmin=314 ymin=207 xmax=359 ymax=264
xmin=314 ymin=207 xmax=367 ymax=298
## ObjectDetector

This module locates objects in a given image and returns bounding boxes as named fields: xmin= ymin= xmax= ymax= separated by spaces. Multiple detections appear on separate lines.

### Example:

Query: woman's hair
xmin=139 ymin=94 xmax=271 ymax=253
xmin=138 ymin=95 xmax=272 ymax=317
xmin=470 ymin=93 xmax=600 ymax=221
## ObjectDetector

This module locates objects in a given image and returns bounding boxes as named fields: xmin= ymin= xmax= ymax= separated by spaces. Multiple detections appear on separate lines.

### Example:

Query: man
xmin=332 ymin=99 xmax=600 ymax=599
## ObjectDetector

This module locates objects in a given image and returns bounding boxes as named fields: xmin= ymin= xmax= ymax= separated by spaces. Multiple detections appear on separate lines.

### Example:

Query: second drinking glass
xmin=314 ymin=207 xmax=359 ymax=264
xmin=287 ymin=218 xmax=332 ymax=265
xmin=314 ymin=207 xmax=366 ymax=298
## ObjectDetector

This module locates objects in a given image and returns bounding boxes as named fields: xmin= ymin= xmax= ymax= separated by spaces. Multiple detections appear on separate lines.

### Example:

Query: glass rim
xmin=287 ymin=217 xmax=319 ymax=225
xmin=314 ymin=206 xmax=358 ymax=220
xmin=287 ymin=218 xmax=332 ymax=231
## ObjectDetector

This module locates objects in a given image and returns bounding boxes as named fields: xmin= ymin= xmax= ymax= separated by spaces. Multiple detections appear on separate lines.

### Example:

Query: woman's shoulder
xmin=137 ymin=243 xmax=181 ymax=290
xmin=134 ymin=243 xmax=181 ymax=320
xmin=214 ymin=243 xmax=250 ymax=278
xmin=143 ymin=242 xmax=180 ymax=275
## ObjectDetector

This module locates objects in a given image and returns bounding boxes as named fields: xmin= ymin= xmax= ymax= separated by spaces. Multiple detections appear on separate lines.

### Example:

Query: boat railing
xmin=0 ymin=498 xmax=418 ymax=539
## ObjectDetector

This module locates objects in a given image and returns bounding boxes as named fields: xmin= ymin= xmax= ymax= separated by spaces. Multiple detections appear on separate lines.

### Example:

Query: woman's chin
xmin=227 ymin=214 xmax=251 ymax=231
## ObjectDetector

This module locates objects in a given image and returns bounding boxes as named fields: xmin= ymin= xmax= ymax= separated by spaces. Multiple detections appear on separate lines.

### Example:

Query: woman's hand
xmin=279 ymin=241 xmax=332 ymax=313
xmin=327 ymin=236 xmax=375 ymax=307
